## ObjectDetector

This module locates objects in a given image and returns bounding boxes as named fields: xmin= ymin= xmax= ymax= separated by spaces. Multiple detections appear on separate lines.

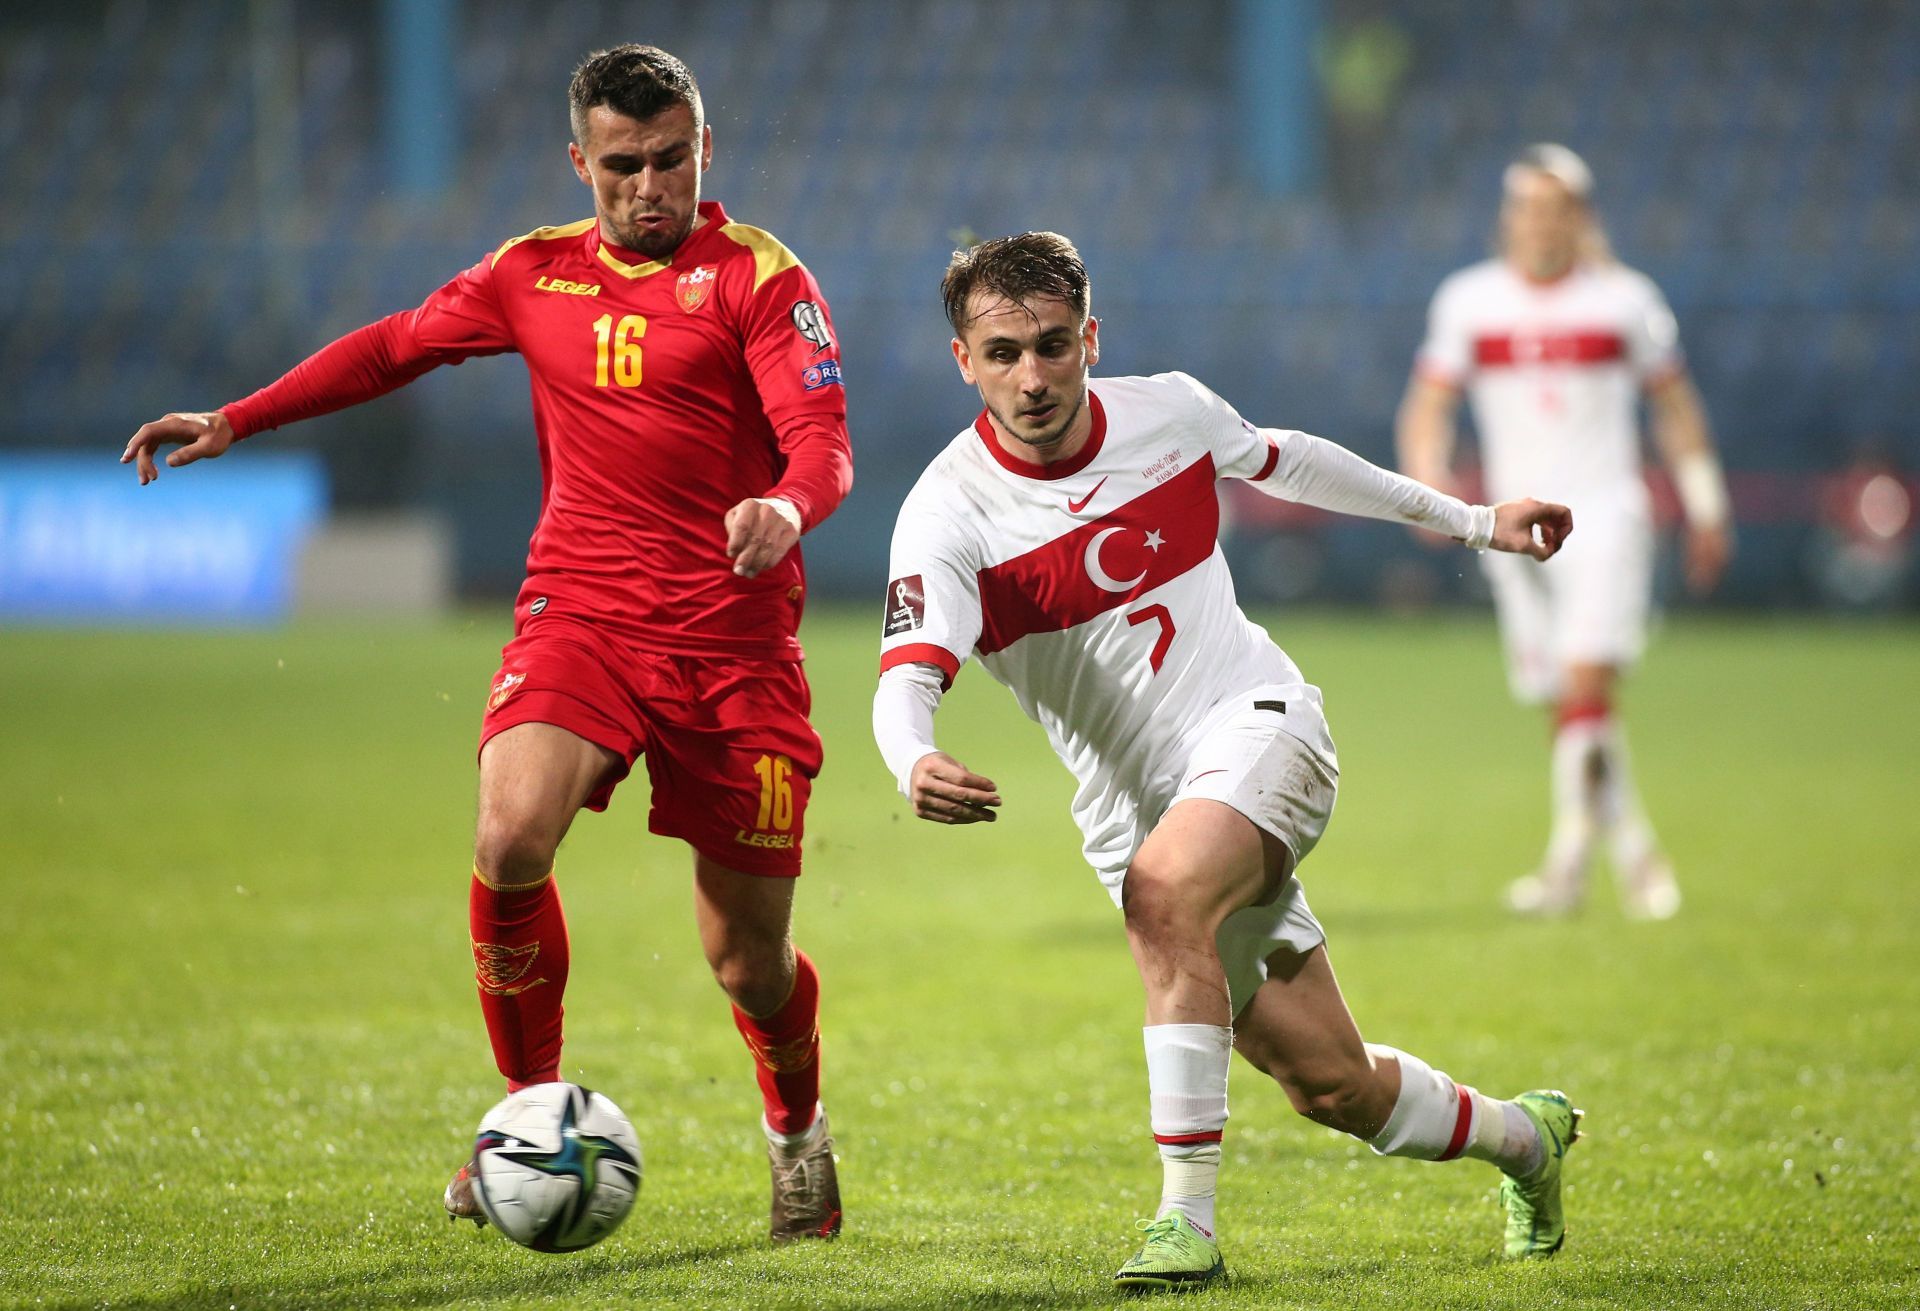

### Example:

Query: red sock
xmin=469 ymin=869 xmax=569 ymax=1091
xmin=1556 ymin=696 xmax=1612 ymax=731
xmin=732 ymin=948 xmax=822 ymax=1135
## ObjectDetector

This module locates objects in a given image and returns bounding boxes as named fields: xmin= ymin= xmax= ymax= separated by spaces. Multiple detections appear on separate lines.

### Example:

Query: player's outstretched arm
xmin=121 ymin=412 xmax=236 ymax=485
xmin=907 ymin=752 xmax=1002 ymax=826
xmin=1487 ymin=498 xmax=1574 ymax=561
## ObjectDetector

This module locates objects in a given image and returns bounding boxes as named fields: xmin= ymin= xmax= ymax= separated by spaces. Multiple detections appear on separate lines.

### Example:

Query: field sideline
xmin=4 ymin=608 xmax=1916 ymax=1309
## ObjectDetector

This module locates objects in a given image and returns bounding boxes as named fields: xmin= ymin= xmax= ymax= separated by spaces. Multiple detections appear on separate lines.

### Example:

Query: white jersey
xmin=880 ymin=373 xmax=1365 ymax=879
xmin=1417 ymin=259 xmax=1683 ymax=509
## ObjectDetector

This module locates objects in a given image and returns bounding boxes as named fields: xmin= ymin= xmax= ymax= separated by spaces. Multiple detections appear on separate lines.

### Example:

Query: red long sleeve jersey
xmin=223 ymin=201 xmax=852 ymax=660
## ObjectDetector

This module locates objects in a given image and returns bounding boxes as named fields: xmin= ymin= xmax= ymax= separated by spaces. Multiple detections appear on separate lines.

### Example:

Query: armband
xmin=1672 ymin=452 xmax=1731 ymax=529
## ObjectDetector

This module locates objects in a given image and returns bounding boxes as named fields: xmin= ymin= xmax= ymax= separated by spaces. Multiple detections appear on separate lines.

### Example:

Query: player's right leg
xmin=1482 ymin=549 xmax=1597 ymax=914
xmin=445 ymin=721 xmax=623 ymax=1224
xmin=1533 ymin=509 xmax=1677 ymax=920
xmin=1231 ymin=945 xmax=1581 ymax=1259
xmin=1112 ymin=798 xmax=1286 ymax=1290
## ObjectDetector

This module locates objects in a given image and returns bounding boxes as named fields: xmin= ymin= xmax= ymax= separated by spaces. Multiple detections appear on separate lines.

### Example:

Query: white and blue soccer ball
xmin=473 ymin=1082 xmax=642 ymax=1252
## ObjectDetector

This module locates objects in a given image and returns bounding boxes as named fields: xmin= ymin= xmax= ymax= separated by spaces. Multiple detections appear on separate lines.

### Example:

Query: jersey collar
xmin=590 ymin=201 xmax=730 ymax=279
xmin=973 ymin=389 xmax=1107 ymax=481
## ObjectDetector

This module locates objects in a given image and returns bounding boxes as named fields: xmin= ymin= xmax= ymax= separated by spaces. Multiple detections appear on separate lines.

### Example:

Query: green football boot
xmin=1112 ymin=1212 xmax=1226 ymax=1293
xmin=1500 ymin=1089 xmax=1583 ymax=1259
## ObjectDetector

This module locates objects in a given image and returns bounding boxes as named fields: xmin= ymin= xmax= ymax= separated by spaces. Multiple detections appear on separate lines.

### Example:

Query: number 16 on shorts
xmin=739 ymin=753 xmax=796 ymax=849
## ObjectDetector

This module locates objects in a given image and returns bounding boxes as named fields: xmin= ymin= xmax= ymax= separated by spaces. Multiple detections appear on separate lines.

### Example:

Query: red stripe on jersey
xmin=975 ymin=457 xmax=1218 ymax=656
xmin=1435 ymin=1084 xmax=1475 ymax=1161
xmin=973 ymin=393 xmax=1108 ymax=481
xmin=1473 ymin=331 xmax=1625 ymax=368
xmin=1252 ymin=436 xmax=1281 ymax=482
xmin=1153 ymin=1130 xmax=1225 ymax=1146
xmin=879 ymin=642 xmax=961 ymax=688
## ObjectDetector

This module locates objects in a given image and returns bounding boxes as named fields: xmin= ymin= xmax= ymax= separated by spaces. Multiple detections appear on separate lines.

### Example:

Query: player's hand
xmin=1488 ymin=498 xmax=1573 ymax=561
xmin=122 ymin=411 xmax=235 ymax=485
xmin=1684 ymin=522 xmax=1733 ymax=595
xmin=908 ymin=751 xmax=1002 ymax=825
xmin=724 ymin=497 xmax=801 ymax=578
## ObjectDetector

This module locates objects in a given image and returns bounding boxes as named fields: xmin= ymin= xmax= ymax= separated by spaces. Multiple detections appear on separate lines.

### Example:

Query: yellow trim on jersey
xmin=593 ymin=241 xmax=673 ymax=281
xmin=719 ymin=222 xmax=802 ymax=292
xmin=489 ymin=218 xmax=597 ymax=268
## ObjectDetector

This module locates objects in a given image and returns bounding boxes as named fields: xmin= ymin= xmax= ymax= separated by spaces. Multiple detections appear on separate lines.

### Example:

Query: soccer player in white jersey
xmin=872 ymin=232 xmax=1583 ymax=1291
xmin=1396 ymin=144 xmax=1733 ymax=920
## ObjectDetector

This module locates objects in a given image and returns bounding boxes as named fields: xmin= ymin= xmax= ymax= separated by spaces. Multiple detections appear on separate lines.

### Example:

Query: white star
xmin=1144 ymin=529 xmax=1165 ymax=552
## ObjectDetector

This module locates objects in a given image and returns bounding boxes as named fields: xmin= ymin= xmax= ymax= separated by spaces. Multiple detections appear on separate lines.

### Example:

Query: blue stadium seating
xmin=1 ymin=0 xmax=1913 ymax=600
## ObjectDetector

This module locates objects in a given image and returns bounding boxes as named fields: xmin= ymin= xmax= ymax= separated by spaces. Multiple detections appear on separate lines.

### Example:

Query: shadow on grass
xmin=39 ymin=1236 xmax=766 ymax=1311
xmin=37 ymin=1238 xmax=1158 ymax=1311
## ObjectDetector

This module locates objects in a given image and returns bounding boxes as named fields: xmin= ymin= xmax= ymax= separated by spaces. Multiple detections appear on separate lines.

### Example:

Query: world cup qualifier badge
xmin=675 ymin=264 xmax=718 ymax=312
xmin=883 ymin=575 xmax=925 ymax=636
xmin=790 ymin=300 xmax=834 ymax=355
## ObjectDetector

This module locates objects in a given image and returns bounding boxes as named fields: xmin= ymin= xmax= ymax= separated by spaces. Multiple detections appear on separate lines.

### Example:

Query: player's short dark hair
xmin=569 ymin=44 xmax=704 ymax=144
xmin=942 ymin=232 xmax=1090 ymax=335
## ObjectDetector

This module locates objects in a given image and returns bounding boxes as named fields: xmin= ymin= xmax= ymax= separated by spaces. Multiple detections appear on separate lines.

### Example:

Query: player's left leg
xmin=634 ymin=651 xmax=837 ymax=1240
xmin=1557 ymin=662 xmax=1680 ymax=920
xmin=1231 ymin=945 xmax=1580 ymax=1258
xmin=693 ymin=857 xmax=840 ymax=1243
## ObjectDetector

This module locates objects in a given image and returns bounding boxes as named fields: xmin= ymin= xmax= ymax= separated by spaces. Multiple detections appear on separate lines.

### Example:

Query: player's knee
xmin=1121 ymin=862 xmax=1216 ymax=945
xmin=472 ymin=812 xmax=559 ymax=888
xmin=706 ymin=938 xmax=792 ymax=1016
xmin=1120 ymin=870 xmax=1185 ymax=944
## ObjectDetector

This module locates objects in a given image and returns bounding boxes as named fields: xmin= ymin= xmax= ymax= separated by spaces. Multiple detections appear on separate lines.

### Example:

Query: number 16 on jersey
xmin=592 ymin=314 xmax=646 ymax=388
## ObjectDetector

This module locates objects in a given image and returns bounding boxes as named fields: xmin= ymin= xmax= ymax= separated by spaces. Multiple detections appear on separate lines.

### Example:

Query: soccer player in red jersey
xmin=122 ymin=46 xmax=849 ymax=1243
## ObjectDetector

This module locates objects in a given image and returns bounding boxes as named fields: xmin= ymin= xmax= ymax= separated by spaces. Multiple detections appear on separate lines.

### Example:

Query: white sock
xmin=1366 ymin=1046 xmax=1543 ymax=1178
xmin=1144 ymin=1024 xmax=1231 ymax=1238
xmin=1543 ymin=716 xmax=1605 ymax=886
xmin=763 ymin=1102 xmax=825 ymax=1156
xmin=1156 ymin=1142 xmax=1220 ymax=1237
xmin=1591 ymin=719 xmax=1661 ymax=874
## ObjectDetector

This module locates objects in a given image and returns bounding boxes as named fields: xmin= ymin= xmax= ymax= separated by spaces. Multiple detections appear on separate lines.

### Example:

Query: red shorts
xmin=477 ymin=619 xmax=822 ymax=876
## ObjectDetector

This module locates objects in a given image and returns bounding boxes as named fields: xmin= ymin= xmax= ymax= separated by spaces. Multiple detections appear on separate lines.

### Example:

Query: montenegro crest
xmin=488 ymin=671 xmax=526 ymax=711
xmin=676 ymin=264 xmax=718 ymax=312
xmin=472 ymin=940 xmax=544 ymax=995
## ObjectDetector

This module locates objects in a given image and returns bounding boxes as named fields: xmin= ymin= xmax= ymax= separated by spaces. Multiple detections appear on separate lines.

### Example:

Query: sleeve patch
xmin=791 ymin=300 xmax=835 ymax=355
xmin=883 ymin=574 xmax=926 ymax=636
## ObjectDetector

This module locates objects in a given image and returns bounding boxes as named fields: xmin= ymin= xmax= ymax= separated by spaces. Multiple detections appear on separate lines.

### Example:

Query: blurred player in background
xmin=122 ymin=45 xmax=848 ymax=1243
xmin=1396 ymin=144 xmax=1733 ymax=920
xmin=875 ymin=232 xmax=1580 ymax=1290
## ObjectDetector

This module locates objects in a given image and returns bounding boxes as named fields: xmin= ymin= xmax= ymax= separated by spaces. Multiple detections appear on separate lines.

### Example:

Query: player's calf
xmin=1278 ymin=1062 xmax=1394 ymax=1140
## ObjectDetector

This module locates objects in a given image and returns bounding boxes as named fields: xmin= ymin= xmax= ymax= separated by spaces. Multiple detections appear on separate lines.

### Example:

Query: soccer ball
xmin=472 ymin=1082 xmax=643 ymax=1252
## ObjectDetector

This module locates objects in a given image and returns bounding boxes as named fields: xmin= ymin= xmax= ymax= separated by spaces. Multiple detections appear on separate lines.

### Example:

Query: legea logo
xmin=535 ymin=276 xmax=602 ymax=296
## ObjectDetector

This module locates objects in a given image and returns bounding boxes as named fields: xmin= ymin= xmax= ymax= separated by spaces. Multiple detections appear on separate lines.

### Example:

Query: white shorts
xmin=1480 ymin=498 xmax=1653 ymax=703
xmin=1093 ymin=691 xmax=1339 ymax=1016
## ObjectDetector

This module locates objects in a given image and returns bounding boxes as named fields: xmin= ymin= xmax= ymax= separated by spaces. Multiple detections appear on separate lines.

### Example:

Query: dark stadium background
xmin=2 ymin=0 xmax=1915 ymax=611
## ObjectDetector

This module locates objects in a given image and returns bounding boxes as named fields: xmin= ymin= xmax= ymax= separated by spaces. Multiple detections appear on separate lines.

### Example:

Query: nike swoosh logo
xmin=1184 ymin=769 xmax=1229 ymax=787
xmin=1066 ymin=477 xmax=1107 ymax=513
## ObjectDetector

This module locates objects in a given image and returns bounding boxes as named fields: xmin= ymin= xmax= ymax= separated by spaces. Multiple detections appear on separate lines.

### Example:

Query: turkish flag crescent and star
xmin=976 ymin=456 xmax=1219 ymax=655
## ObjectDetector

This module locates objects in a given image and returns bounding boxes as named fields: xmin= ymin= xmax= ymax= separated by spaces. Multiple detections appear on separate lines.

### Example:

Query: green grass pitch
xmin=3 ymin=608 xmax=1916 ymax=1309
